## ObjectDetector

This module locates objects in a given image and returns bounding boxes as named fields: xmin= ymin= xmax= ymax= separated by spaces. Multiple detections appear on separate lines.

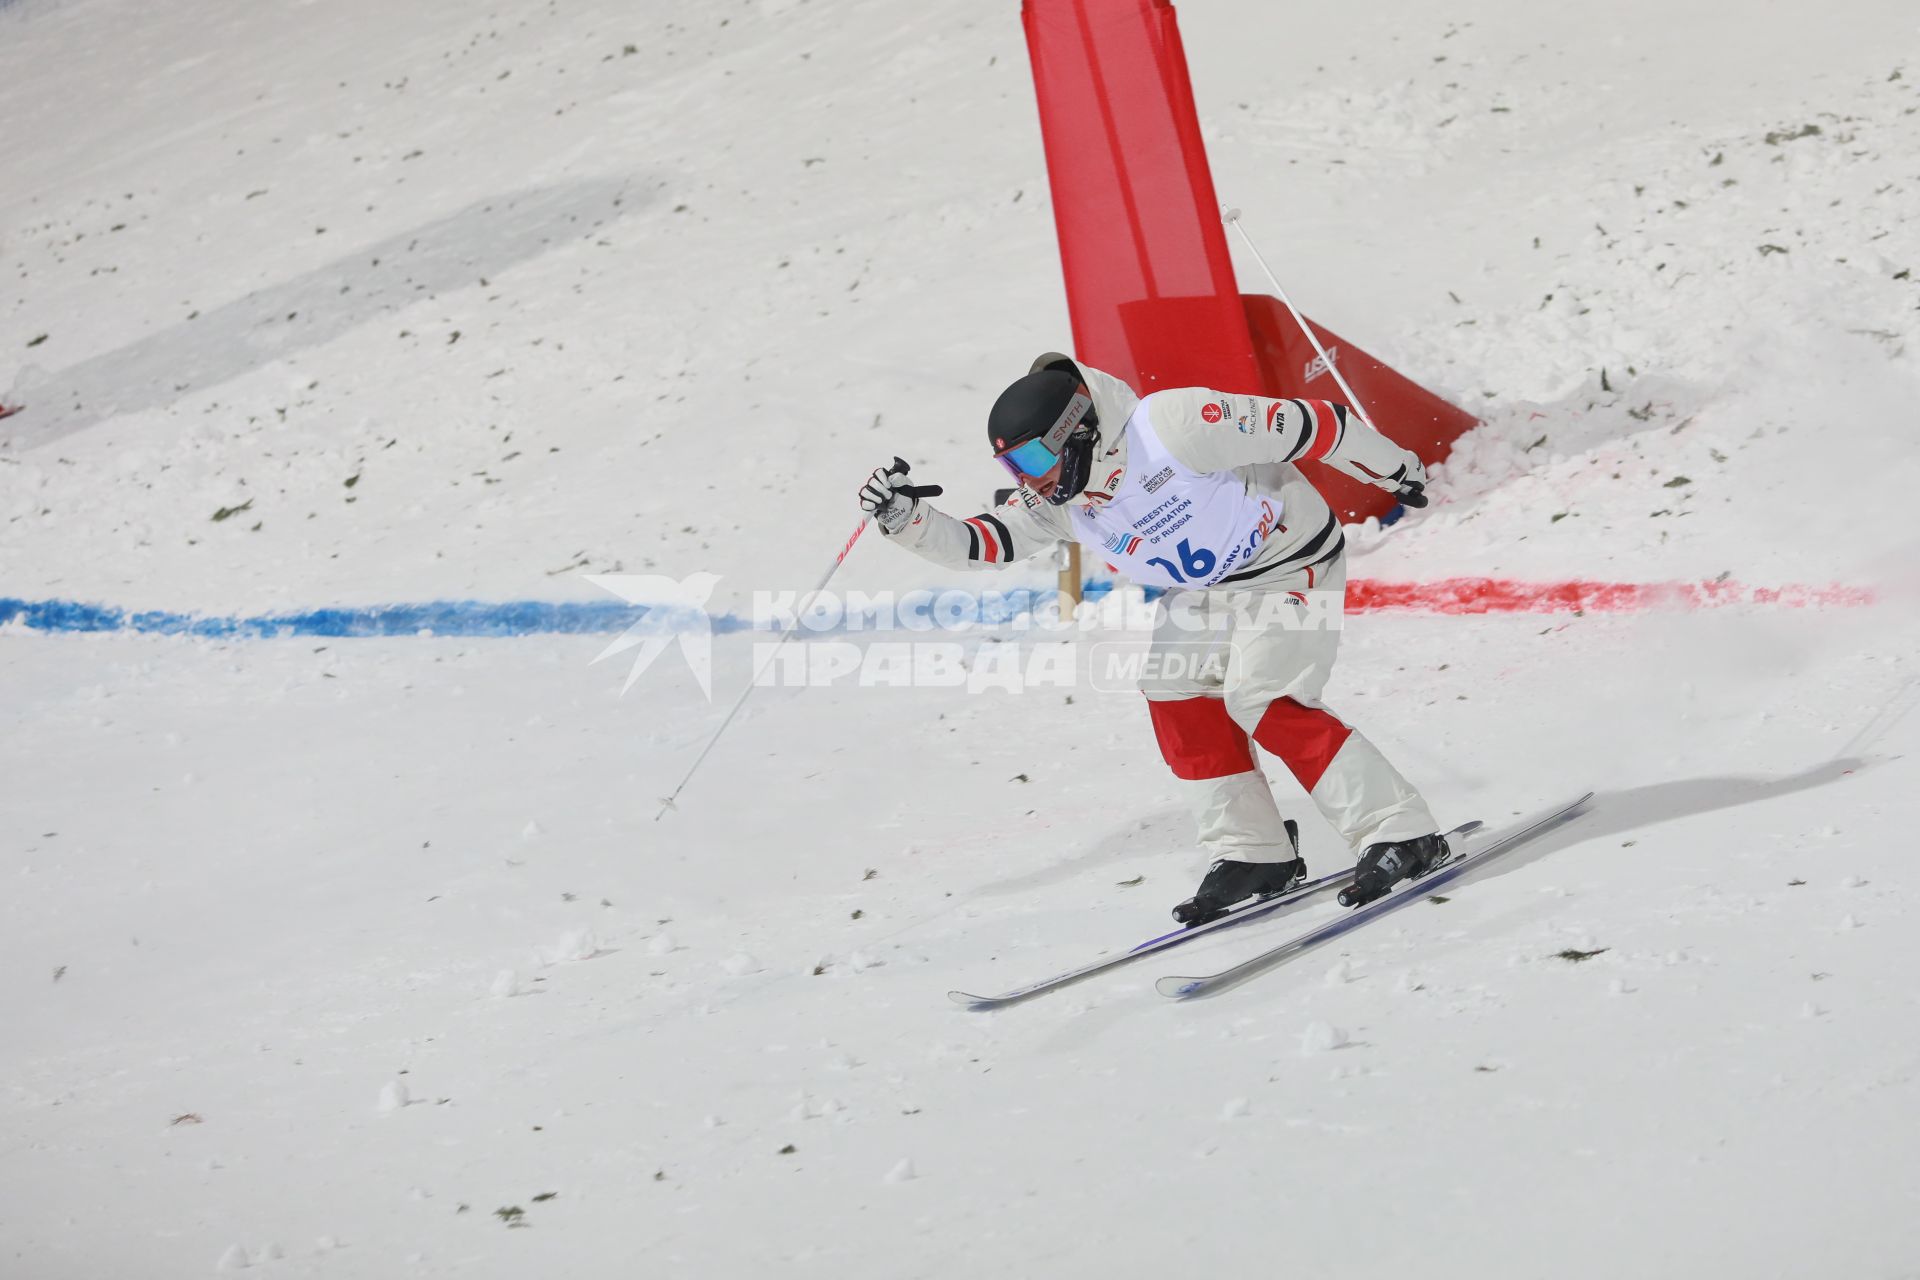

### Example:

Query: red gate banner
xmin=1242 ymin=295 xmax=1480 ymax=521
xmin=1022 ymin=0 xmax=1257 ymax=394
xmin=1022 ymin=0 xmax=1477 ymax=522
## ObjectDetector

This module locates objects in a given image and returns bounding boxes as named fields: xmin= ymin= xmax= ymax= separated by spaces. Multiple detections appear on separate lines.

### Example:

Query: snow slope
xmin=4 ymin=0 xmax=1920 ymax=1276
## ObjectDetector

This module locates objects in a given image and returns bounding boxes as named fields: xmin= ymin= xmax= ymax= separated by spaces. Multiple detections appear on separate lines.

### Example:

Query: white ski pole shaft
xmin=653 ymin=460 xmax=941 ymax=821
xmin=1222 ymin=206 xmax=1379 ymax=431
xmin=652 ymin=518 xmax=866 ymax=821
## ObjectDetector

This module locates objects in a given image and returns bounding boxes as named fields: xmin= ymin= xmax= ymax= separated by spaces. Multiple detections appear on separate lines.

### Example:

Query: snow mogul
xmin=858 ymin=353 xmax=1447 ymax=922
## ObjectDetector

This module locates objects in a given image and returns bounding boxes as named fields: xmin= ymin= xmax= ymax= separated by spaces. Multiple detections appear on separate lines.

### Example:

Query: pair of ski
xmin=950 ymin=793 xmax=1592 ymax=1007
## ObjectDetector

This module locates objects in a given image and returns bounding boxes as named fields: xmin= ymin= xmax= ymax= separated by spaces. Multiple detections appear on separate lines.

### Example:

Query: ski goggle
xmin=996 ymin=435 xmax=1064 ymax=479
xmin=993 ymin=389 xmax=1092 ymax=479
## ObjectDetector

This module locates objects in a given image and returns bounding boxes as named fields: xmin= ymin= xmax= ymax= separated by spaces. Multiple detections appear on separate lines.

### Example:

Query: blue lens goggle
xmin=996 ymin=436 xmax=1063 ymax=479
xmin=994 ymin=389 xmax=1092 ymax=480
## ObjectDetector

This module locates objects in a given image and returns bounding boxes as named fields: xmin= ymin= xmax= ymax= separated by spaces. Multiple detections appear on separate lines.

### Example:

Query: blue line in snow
xmin=0 ymin=583 xmax=1134 ymax=640
xmin=0 ymin=597 xmax=683 ymax=638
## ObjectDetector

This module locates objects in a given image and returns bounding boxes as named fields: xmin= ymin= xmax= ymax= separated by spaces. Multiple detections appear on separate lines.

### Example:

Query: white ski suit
xmin=883 ymin=359 xmax=1438 ymax=864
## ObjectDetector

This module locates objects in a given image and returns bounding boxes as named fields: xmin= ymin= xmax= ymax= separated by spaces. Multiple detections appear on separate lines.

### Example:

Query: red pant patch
xmin=1147 ymin=697 xmax=1255 ymax=780
xmin=1251 ymin=697 xmax=1352 ymax=791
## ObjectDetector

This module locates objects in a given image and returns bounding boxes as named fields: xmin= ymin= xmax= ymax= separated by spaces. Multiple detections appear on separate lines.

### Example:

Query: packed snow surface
xmin=3 ymin=0 xmax=1919 ymax=1276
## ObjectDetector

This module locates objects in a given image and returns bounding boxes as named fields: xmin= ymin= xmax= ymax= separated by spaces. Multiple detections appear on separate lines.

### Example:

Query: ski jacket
xmin=884 ymin=358 xmax=1425 ymax=589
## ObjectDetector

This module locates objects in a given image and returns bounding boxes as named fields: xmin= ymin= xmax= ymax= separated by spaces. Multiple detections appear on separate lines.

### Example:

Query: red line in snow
xmin=1346 ymin=578 xmax=1877 ymax=615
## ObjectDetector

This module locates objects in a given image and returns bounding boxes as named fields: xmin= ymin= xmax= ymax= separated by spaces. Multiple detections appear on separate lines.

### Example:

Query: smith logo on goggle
xmin=1100 ymin=528 xmax=1144 ymax=556
xmin=996 ymin=390 xmax=1093 ymax=481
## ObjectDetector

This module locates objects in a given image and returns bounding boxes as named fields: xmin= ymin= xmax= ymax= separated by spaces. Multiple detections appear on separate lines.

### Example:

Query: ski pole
xmin=654 ymin=458 xmax=942 ymax=821
xmin=1221 ymin=205 xmax=1380 ymax=431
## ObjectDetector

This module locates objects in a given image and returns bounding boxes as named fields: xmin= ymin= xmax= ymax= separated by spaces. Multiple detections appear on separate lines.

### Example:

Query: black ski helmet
xmin=987 ymin=365 xmax=1099 ymax=506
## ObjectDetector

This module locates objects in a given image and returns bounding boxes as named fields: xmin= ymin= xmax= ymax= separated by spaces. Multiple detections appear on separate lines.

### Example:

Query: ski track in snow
xmin=3 ymin=0 xmax=1920 ymax=1276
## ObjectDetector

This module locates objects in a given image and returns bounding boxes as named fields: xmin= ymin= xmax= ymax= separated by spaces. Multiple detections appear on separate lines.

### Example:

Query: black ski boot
xmin=1338 ymin=832 xmax=1451 ymax=907
xmin=1172 ymin=820 xmax=1304 ymax=928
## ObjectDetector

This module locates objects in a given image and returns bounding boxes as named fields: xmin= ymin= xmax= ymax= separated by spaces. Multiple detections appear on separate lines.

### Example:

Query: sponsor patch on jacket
xmin=1200 ymin=400 xmax=1224 ymax=423
xmin=1140 ymin=466 xmax=1175 ymax=493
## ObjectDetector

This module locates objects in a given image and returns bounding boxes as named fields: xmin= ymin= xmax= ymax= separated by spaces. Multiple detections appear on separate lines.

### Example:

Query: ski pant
xmin=1138 ymin=553 xmax=1436 ymax=864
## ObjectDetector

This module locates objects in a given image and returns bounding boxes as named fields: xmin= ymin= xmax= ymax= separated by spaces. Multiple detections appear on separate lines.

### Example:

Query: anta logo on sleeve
xmin=1200 ymin=402 xmax=1223 ymax=423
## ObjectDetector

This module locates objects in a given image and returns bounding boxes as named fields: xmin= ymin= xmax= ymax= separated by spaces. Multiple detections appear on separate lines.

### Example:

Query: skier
xmin=858 ymin=353 xmax=1447 ymax=921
